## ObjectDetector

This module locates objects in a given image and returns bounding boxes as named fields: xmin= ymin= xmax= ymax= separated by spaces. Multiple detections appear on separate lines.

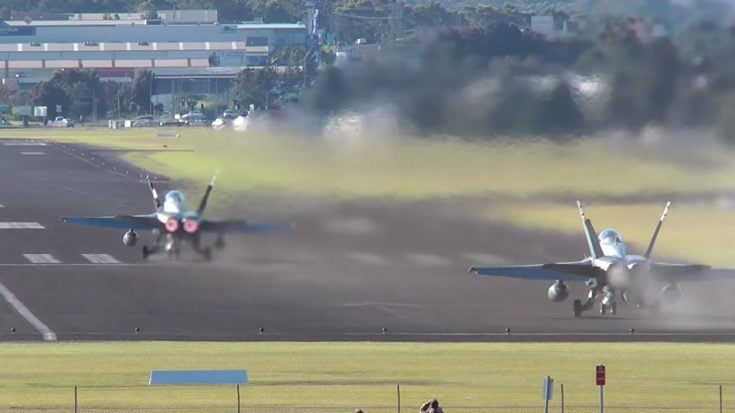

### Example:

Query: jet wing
xmin=469 ymin=259 xmax=596 ymax=281
xmin=199 ymin=220 xmax=292 ymax=234
xmin=62 ymin=214 xmax=162 ymax=230
xmin=648 ymin=263 xmax=735 ymax=281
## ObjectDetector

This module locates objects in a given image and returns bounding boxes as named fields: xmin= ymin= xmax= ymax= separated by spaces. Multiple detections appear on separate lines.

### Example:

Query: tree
xmin=130 ymin=70 xmax=154 ymax=115
xmin=30 ymin=82 xmax=69 ymax=118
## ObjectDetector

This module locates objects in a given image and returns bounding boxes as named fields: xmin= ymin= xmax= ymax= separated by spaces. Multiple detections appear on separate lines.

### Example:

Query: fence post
xmin=719 ymin=384 xmax=723 ymax=413
xmin=396 ymin=384 xmax=401 ymax=413
xmin=74 ymin=385 xmax=78 ymax=413
xmin=237 ymin=383 xmax=241 ymax=413
xmin=560 ymin=383 xmax=564 ymax=413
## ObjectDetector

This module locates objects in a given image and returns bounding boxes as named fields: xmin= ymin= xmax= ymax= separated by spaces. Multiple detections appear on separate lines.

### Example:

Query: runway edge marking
xmin=0 ymin=281 xmax=57 ymax=341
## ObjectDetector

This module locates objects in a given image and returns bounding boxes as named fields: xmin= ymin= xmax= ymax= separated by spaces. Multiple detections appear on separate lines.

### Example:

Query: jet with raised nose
xmin=469 ymin=201 xmax=733 ymax=317
xmin=62 ymin=176 xmax=290 ymax=260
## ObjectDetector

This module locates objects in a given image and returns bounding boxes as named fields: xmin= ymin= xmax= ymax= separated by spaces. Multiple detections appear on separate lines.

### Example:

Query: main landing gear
xmin=573 ymin=283 xmax=617 ymax=318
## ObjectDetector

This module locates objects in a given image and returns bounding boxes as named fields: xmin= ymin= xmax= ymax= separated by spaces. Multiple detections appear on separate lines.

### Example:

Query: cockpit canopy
xmin=163 ymin=191 xmax=186 ymax=214
xmin=598 ymin=229 xmax=623 ymax=245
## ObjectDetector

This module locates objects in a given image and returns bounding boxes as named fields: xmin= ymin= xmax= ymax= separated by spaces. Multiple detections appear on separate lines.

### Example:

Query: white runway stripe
xmin=462 ymin=252 xmax=507 ymax=265
xmin=81 ymin=254 xmax=121 ymax=264
xmin=346 ymin=252 xmax=390 ymax=265
xmin=404 ymin=253 xmax=452 ymax=267
xmin=0 ymin=222 xmax=44 ymax=229
xmin=23 ymin=254 xmax=61 ymax=264
xmin=3 ymin=142 xmax=47 ymax=146
xmin=20 ymin=152 xmax=46 ymax=156
xmin=0 ymin=204 xmax=4 ymax=208
xmin=0 ymin=281 xmax=56 ymax=341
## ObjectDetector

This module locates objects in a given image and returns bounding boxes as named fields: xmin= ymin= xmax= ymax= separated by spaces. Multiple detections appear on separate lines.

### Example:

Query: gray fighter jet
xmin=62 ymin=176 xmax=290 ymax=260
xmin=469 ymin=201 xmax=733 ymax=317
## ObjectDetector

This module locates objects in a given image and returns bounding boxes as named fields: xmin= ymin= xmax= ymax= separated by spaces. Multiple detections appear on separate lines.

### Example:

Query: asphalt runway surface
xmin=2 ymin=138 xmax=735 ymax=342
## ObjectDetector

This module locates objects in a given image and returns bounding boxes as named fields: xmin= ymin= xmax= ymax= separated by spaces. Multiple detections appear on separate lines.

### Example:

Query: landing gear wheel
xmin=573 ymin=299 xmax=582 ymax=318
xmin=610 ymin=302 xmax=617 ymax=316
xmin=142 ymin=245 xmax=150 ymax=260
xmin=600 ymin=303 xmax=607 ymax=315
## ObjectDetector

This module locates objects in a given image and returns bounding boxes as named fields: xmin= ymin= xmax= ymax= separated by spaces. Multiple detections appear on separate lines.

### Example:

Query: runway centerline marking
xmin=20 ymin=152 xmax=46 ymax=156
xmin=0 ymin=222 xmax=45 ymax=229
xmin=81 ymin=254 xmax=122 ymax=264
xmin=23 ymin=254 xmax=61 ymax=264
xmin=0 ymin=281 xmax=56 ymax=341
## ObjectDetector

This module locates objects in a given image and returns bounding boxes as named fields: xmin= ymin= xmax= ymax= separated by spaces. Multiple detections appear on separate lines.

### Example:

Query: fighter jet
xmin=468 ymin=201 xmax=731 ymax=317
xmin=62 ymin=176 xmax=290 ymax=260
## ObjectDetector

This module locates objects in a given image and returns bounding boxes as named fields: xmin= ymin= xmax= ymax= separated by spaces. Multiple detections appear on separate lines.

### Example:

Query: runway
xmin=2 ymin=138 xmax=735 ymax=342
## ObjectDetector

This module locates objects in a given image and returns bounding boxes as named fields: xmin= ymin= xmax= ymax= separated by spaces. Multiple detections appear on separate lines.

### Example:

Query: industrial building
xmin=0 ymin=10 xmax=307 ymax=112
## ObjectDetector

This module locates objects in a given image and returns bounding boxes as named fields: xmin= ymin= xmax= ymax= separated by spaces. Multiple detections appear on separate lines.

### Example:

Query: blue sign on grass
xmin=150 ymin=370 xmax=248 ymax=385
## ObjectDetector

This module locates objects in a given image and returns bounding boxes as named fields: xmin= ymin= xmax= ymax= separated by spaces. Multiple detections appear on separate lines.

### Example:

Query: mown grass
xmin=0 ymin=341 xmax=734 ymax=411
xmin=4 ymin=128 xmax=735 ymax=199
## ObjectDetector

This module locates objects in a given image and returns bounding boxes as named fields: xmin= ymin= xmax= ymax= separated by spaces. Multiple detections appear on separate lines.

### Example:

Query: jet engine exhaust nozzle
xmin=183 ymin=219 xmax=200 ymax=234
xmin=165 ymin=218 xmax=179 ymax=233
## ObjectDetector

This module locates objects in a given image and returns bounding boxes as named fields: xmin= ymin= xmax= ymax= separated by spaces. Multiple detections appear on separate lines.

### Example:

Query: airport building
xmin=0 ymin=10 xmax=307 ymax=111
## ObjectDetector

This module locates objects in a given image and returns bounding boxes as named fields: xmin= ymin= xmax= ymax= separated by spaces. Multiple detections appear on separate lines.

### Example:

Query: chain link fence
xmin=0 ymin=384 xmax=730 ymax=413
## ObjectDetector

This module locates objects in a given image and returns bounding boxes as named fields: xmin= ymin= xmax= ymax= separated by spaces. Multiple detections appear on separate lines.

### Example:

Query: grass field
xmin=4 ymin=127 xmax=735 ymax=199
xmin=0 ymin=341 xmax=733 ymax=412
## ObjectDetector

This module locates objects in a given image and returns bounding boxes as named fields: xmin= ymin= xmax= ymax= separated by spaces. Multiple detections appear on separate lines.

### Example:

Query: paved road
xmin=2 ymin=138 xmax=735 ymax=342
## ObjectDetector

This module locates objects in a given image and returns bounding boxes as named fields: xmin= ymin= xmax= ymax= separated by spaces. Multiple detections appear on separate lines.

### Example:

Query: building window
xmin=246 ymin=37 xmax=268 ymax=47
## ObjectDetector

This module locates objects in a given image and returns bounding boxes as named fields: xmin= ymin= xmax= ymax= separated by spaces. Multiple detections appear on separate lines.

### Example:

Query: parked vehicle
xmin=49 ymin=116 xmax=75 ymax=127
xmin=132 ymin=115 xmax=158 ymax=127
xmin=180 ymin=112 xmax=210 ymax=126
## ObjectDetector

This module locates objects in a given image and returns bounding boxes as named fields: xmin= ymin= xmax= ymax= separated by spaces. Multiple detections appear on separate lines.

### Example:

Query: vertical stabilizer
xmin=644 ymin=201 xmax=670 ymax=259
xmin=147 ymin=176 xmax=161 ymax=210
xmin=577 ymin=201 xmax=604 ymax=259
xmin=196 ymin=174 xmax=217 ymax=215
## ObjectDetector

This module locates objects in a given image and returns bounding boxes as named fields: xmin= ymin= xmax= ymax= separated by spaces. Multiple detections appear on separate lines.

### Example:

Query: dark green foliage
xmin=29 ymin=69 xmax=107 ymax=119
xmin=232 ymin=67 xmax=302 ymax=110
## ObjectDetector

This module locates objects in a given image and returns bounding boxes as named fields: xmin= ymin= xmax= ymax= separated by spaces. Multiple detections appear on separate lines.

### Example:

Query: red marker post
xmin=596 ymin=365 xmax=606 ymax=413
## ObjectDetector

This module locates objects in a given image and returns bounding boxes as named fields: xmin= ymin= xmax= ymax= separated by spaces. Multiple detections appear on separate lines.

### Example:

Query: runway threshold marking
xmin=0 ymin=281 xmax=56 ymax=341
xmin=0 ymin=222 xmax=45 ymax=229
xmin=81 ymin=254 xmax=122 ymax=264
xmin=22 ymin=254 xmax=61 ymax=264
